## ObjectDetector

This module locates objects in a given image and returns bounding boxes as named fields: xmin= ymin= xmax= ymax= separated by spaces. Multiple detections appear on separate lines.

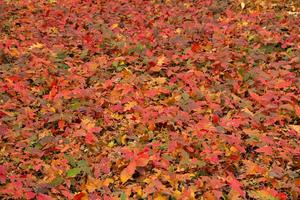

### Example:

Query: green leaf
xmin=65 ymin=154 xmax=77 ymax=167
xmin=50 ymin=176 xmax=64 ymax=187
xmin=56 ymin=51 xmax=67 ymax=61
xmin=120 ymin=192 xmax=126 ymax=200
xmin=67 ymin=168 xmax=81 ymax=177
xmin=80 ymin=49 xmax=89 ymax=59
xmin=57 ymin=63 xmax=69 ymax=69
xmin=77 ymin=160 xmax=91 ymax=175
xmin=112 ymin=61 xmax=118 ymax=68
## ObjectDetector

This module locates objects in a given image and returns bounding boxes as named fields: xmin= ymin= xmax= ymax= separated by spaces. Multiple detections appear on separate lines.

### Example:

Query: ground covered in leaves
xmin=0 ymin=0 xmax=300 ymax=199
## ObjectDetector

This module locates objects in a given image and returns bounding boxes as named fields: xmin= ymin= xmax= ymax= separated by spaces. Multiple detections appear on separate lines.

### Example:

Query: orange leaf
xmin=154 ymin=193 xmax=168 ymax=200
xmin=120 ymin=161 xmax=136 ymax=183
xmin=83 ymin=176 xmax=102 ymax=192
xmin=295 ymin=105 xmax=300 ymax=117
xmin=203 ymin=191 xmax=217 ymax=200
xmin=191 ymin=42 xmax=201 ymax=53
xmin=58 ymin=120 xmax=65 ymax=130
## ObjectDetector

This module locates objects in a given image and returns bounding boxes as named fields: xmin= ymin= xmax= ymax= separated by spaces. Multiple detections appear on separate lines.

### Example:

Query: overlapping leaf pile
xmin=0 ymin=0 xmax=299 ymax=199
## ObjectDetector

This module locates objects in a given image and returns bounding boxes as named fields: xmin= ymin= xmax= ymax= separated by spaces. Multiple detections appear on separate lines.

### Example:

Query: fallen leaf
xmin=289 ymin=125 xmax=300 ymax=134
xmin=120 ymin=161 xmax=136 ymax=183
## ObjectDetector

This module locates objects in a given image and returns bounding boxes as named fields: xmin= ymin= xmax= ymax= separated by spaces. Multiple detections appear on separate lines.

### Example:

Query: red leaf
xmin=256 ymin=146 xmax=273 ymax=156
xmin=25 ymin=191 xmax=36 ymax=200
xmin=249 ymin=91 xmax=263 ymax=105
xmin=135 ymin=153 xmax=149 ymax=167
xmin=94 ymin=157 xmax=111 ymax=178
xmin=58 ymin=120 xmax=65 ymax=130
xmin=295 ymin=105 xmax=300 ymax=117
xmin=191 ymin=42 xmax=201 ymax=53
xmin=212 ymin=114 xmax=219 ymax=123
xmin=36 ymin=193 xmax=53 ymax=200
xmin=229 ymin=178 xmax=245 ymax=197
xmin=73 ymin=192 xmax=86 ymax=200
xmin=0 ymin=165 xmax=6 ymax=184
xmin=85 ymin=132 xmax=98 ymax=144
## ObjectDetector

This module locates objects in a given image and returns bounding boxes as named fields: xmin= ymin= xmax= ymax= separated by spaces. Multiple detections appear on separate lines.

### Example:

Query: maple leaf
xmin=249 ymin=91 xmax=265 ymax=105
xmin=1 ymin=0 xmax=299 ymax=197
xmin=150 ymin=55 xmax=166 ymax=72
xmin=85 ymin=132 xmax=98 ymax=144
xmin=124 ymin=101 xmax=137 ymax=111
xmin=83 ymin=176 xmax=102 ymax=192
xmin=29 ymin=43 xmax=44 ymax=50
xmin=228 ymin=177 xmax=245 ymax=197
xmin=256 ymin=146 xmax=273 ymax=156
xmin=243 ymin=160 xmax=264 ymax=175
xmin=120 ymin=161 xmax=136 ymax=183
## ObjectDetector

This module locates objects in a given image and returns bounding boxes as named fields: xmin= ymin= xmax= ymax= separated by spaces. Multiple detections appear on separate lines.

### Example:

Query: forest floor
xmin=0 ymin=0 xmax=300 ymax=199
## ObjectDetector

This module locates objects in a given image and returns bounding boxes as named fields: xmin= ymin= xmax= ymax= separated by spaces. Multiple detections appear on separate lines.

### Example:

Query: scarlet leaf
xmin=85 ymin=132 xmax=98 ymax=144
xmin=191 ymin=43 xmax=201 ymax=53
xmin=0 ymin=165 xmax=6 ymax=184
xmin=256 ymin=146 xmax=273 ymax=156
xmin=228 ymin=178 xmax=245 ymax=197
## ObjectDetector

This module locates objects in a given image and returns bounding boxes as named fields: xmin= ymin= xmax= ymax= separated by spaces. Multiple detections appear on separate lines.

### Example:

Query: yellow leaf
xmin=84 ymin=177 xmax=102 ymax=193
xmin=121 ymin=135 xmax=127 ymax=145
xmin=229 ymin=188 xmax=242 ymax=200
xmin=103 ymin=178 xmax=114 ymax=187
xmin=111 ymin=23 xmax=119 ymax=29
xmin=241 ymin=2 xmax=246 ymax=9
xmin=241 ymin=107 xmax=254 ymax=116
xmin=290 ymin=125 xmax=300 ymax=133
xmin=111 ymin=113 xmax=123 ymax=120
xmin=108 ymin=140 xmax=115 ymax=148
xmin=49 ymin=27 xmax=59 ymax=33
xmin=154 ymin=194 xmax=168 ymax=200
xmin=124 ymin=101 xmax=137 ymax=111
xmin=174 ymin=190 xmax=181 ymax=198
xmin=81 ymin=117 xmax=96 ymax=130
xmin=9 ymin=48 xmax=20 ymax=57
xmin=29 ymin=43 xmax=44 ymax=50
xmin=183 ymin=3 xmax=191 ymax=8
xmin=175 ymin=28 xmax=182 ymax=34
xmin=230 ymin=146 xmax=238 ymax=153
xmin=157 ymin=55 xmax=166 ymax=66
xmin=152 ymin=77 xmax=166 ymax=85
